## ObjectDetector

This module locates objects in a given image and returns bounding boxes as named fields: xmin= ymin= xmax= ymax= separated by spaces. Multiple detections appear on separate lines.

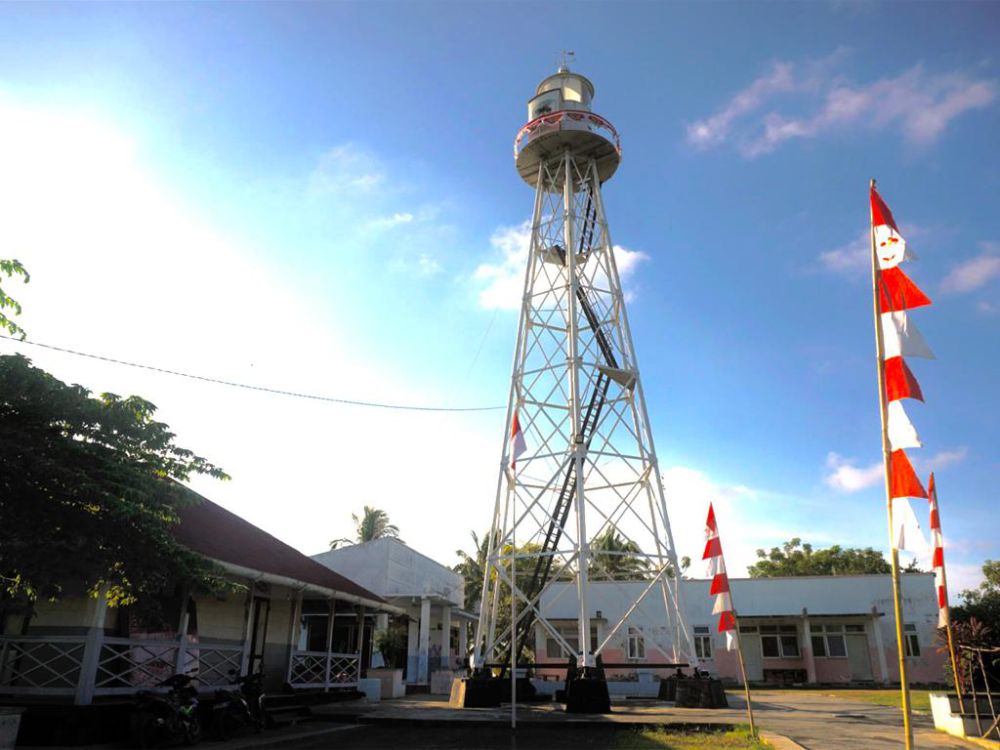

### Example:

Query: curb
xmin=760 ymin=730 xmax=807 ymax=750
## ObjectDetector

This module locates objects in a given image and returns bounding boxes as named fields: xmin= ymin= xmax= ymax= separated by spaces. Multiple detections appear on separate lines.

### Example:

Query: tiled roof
xmin=174 ymin=493 xmax=385 ymax=604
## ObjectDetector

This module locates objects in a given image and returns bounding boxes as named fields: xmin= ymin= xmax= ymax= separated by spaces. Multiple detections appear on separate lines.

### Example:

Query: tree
xmin=590 ymin=528 xmax=651 ymax=581
xmin=953 ymin=560 xmax=1000 ymax=639
xmin=454 ymin=529 xmax=492 ymax=611
xmin=0 ymin=354 xmax=229 ymax=612
xmin=0 ymin=259 xmax=29 ymax=339
xmin=329 ymin=505 xmax=400 ymax=549
xmin=747 ymin=538 xmax=904 ymax=577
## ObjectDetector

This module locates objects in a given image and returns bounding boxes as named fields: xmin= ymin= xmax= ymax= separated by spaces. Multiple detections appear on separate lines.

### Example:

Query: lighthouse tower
xmin=470 ymin=64 xmax=696 ymax=712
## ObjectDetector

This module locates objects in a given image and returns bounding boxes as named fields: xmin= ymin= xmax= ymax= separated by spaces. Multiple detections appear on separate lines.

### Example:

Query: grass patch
xmin=818 ymin=689 xmax=932 ymax=713
xmin=615 ymin=725 xmax=773 ymax=749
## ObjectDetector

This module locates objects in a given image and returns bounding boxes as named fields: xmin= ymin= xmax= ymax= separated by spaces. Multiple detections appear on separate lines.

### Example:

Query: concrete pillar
xmin=802 ymin=613 xmax=817 ymax=684
xmin=74 ymin=588 xmax=109 ymax=705
xmin=458 ymin=619 xmax=468 ymax=667
xmin=418 ymin=597 xmax=431 ymax=684
xmin=440 ymin=605 xmax=452 ymax=671
xmin=407 ymin=616 xmax=419 ymax=684
xmin=872 ymin=613 xmax=890 ymax=684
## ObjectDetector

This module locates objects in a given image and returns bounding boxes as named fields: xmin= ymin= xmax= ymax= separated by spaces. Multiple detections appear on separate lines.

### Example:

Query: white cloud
xmin=824 ymin=452 xmax=883 ymax=492
xmin=473 ymin=222 xmax=650 ymax=311
xmin=818 ymin=230 xmax=870 ymax=276
xmin=940 ymin=245 xmax=1000 ymax=294
xmin=915 ymin=447 xmax=969 ymax=472
xmin=687 ymin=57 xmax=996 ymax=158
xmin=686 ymin=62 xmax=797 ymax=148
xmin=366 ymin=212 xmax=414 ymax=232
xmin=308 ymin=143 xmax=384 ymax=195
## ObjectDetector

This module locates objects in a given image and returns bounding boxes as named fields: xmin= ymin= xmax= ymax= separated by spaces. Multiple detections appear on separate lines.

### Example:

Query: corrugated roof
xmin=174 ymin=493 xmax=385 ymax=604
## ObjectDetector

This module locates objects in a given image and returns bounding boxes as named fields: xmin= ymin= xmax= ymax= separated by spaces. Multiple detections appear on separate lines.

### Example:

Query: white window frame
xmin=693 ymin=626 xmax=713 ymax=660
xmin=903 ymin=623 xmax=920 ymax=657
xmin=626 ymin=626 xmax=646 ymax=660
xmin=761 ymin=624 xmax=800 ymax=658
xmin=811 ymin=624 xmax=847 ymax=658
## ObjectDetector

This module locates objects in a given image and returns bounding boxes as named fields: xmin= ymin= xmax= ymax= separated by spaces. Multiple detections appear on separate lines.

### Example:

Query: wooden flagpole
xmin=732 ymin=614 xmax=757 ymax=738
xmin=869 ymin=177 xmax=914 ymax=750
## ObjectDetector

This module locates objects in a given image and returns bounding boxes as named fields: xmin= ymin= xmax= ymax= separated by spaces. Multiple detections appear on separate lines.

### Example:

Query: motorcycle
xmin=130 ymin=671 xmax=201 ymax=748
xmin=212 ymin=670 xmax=265 ymax=739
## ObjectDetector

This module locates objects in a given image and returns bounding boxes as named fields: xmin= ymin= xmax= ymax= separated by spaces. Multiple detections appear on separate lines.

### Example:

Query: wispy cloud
xmin=473 ymin=221 xmax=649 ymax=310
xmin=915 ymin=447 xmax=969 ymax=472
xmin=688 ymin=57 xmax=997 ymax=158
xmin=940 ymin=242 xmax=1000 ymax=294
xmin=824 ymin=452 xmax=883 ymax=492
xmin=818 ymin=230 xmax=870 ymax=276
xmin=308 ymin=143 xmax=384 ymax=195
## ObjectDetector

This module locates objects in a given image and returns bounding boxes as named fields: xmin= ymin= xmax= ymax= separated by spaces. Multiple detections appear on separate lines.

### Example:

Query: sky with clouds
xmin=0 ymin=1 xmax=997 ymax=597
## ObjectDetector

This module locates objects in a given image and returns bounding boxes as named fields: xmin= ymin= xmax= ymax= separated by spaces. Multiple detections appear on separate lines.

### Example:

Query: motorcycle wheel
xmin=130 ymin=710 xmax=160 ymax=749
xmin=183 ymin=715 xmax=202 ymax=746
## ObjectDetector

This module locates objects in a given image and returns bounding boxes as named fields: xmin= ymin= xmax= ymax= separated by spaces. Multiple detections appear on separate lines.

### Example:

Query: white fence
xmin=0 ymin=635 xmax=241 ymax=701
xmin=287 ymin=650 xmax=359 ymax=689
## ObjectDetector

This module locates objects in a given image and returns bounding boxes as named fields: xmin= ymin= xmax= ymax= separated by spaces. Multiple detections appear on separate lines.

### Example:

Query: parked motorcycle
xmin=130 ymin=672 xmax=201 ymax=748
xmin=212 ymin=670 xmax=265 ymax=739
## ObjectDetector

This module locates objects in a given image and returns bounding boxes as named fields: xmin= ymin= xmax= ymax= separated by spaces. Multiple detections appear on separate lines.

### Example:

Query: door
xmin=846 ymin=633 xmax=873 ymax=681
xmin=247 ymin=597 xmax=271 ymax=675
xmin=741 ymin=634 xmax=764 ymax=681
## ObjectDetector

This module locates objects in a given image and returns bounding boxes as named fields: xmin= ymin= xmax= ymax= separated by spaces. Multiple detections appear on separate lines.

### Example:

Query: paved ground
xmin=297 ymin=691 xmax=980 ymax=750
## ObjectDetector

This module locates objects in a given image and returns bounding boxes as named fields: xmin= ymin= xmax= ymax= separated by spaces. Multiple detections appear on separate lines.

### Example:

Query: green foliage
xmin=591 ymin=528 xmax=651 ymax=581
xmin=0 ymin=354 xmax=229 ymax=610
xmin=951 ymin=560 xmax=1000 ymax=653
xmin=330 ymin=505 xmax=400 ymax=549
xmin=453 ymin=529 xmax=492 ymax=611
xmin=747 ymin=538 xmax=897 ymax=577
xmin=374 ymin=619 xmax=408 ymax=669
xmin=0 ymin=259 xmax=30 ymax=339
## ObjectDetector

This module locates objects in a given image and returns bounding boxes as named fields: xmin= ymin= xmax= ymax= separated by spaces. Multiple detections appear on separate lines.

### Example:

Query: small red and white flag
xmin=702 ymin=503 xmax=737 ymax=651
xmin=871 ymin=187 xmax=916 ymax=270
xmin=928 ymin=473 xmax=950 ymax=628
xmin=510 ymin=408 xmax=527 ymax=470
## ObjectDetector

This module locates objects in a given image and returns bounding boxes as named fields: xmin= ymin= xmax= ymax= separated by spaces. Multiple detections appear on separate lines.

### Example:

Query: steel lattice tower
xmin=471 ymin=65 xmax=696 ymax=699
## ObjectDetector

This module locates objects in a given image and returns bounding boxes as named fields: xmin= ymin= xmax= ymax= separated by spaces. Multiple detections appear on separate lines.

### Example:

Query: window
xmin=904 ymin=623 xmax=920 ymax=657
xmin=811 ymin=624 xmax=847 ymax=658
xmin=545 ymin=623 xmax=599 ymax=659
xmin=739 ymin=625 xmax=758 ymax=633
xmin=627 ymin=627 xmax=646 ymax=660
xmin=694 ymin=626 xmax=713 ymax=659
xmin=761 ymin=624 xmax=799 ymax=658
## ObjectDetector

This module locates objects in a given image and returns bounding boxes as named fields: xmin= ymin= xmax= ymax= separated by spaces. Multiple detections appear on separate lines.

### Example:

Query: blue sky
xmin=1 ymin=2 xmax=997 ymax=594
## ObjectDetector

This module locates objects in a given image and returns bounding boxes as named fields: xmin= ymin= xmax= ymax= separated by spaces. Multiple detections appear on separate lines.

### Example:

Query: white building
xmin=312 ymin=538 xmax=475 ymax=687
xmin=537 ymin=573 xmax=945 ymax=686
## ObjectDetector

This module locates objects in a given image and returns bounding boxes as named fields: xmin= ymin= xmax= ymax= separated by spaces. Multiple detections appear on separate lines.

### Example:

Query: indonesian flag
xmin=887 ymin=401 xmax=921 ymax=451
xmin=510 ymin=408 xmax=527 ymax=470
xmin=892 ymin=497 xmax=927 ymax=553
xmin=928 ymin=473 xmax=950 ymax=628
xmin=881 ymin=311 xmax=935 ymax=360
xmin=871 ymin=185 xmax=916 ymax=269
xmin=703 ymin=503 xmax=737 ymax=651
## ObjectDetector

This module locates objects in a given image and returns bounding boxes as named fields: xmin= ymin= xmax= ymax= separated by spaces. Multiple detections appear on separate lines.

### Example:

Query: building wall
xmin=538 ymin=574 xmax=946 ymax=685
xmin=313 ymin=538 xmax=463 ymax=607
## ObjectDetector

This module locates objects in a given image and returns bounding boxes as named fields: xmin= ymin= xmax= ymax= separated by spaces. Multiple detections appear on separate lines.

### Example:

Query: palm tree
xmin=454 ymin=530 xmax=492 ymax=611
xmin=590 ymin=528 xmax=651 ymax=581
xmin=329 ymin=506 xmax=400 ymax=549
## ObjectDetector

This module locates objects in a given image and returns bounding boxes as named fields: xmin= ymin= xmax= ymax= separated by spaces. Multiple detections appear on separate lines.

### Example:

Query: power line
xmin=0 ymin=334 xmax=505 ymax=413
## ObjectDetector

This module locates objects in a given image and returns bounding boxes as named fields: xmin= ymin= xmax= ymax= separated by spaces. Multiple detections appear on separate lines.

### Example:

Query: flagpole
xmin=732 ymin=614 xmax=757 ymax=738
xmin=870 ymin=177 xmax=914 ymax=750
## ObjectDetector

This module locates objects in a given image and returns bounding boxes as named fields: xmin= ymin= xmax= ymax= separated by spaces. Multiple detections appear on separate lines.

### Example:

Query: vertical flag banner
xmin=702 ymin=503 xmax=736 ymax=651
xmin=928 ymin=474 xmax=950 ymax=628
xmin=509 ymin=408 xmax=527 ymax=470
xmin=870 ymin=181 xmax=935 ymax=750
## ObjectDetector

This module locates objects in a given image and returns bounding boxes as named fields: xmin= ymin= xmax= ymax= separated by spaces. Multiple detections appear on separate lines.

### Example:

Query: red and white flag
xmin=871 ymin=186 xmax=916 ymax=270
xmin=510 ymin=408 xmax=527 ymax=470
xmin=702 ymin=503 xmax=736 ymax=651
xmin=928 ymin=473 xmax=950 ymax=628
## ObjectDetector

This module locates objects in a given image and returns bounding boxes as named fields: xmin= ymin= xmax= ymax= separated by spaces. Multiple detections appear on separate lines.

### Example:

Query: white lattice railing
xmin=0 ymin=635 xmax=242 ymax=698
xmin=288 ymin=650 xmax=359 ymax=688
xmin=0 ymin=636 xmax=86 ymax=695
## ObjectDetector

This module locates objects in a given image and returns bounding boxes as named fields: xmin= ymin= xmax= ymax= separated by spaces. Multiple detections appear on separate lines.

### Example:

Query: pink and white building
xmin=537 ymin=573 xmax=945 ymax=686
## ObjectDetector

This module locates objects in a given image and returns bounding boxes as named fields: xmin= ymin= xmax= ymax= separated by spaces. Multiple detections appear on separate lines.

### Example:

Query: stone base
xmin=449 ymin=676 xmax=502 ymax=708
xmin=565 ymin=677 xmax=611 ymax=714
xmin=367 ymin=668 xmax=405 ymax=699
xmin=430 ymin=670 xmax=456 ymax=695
